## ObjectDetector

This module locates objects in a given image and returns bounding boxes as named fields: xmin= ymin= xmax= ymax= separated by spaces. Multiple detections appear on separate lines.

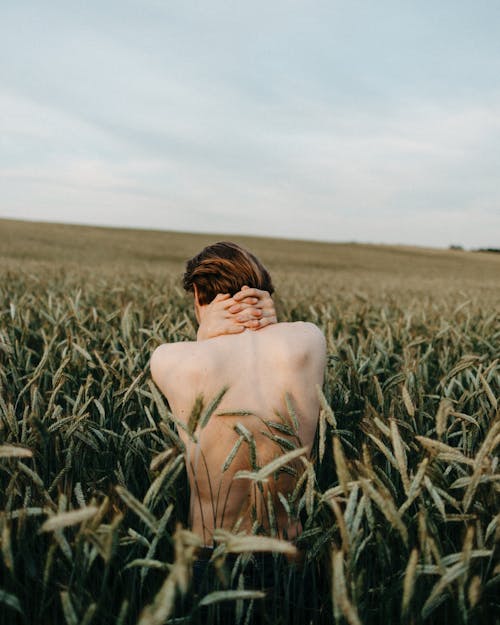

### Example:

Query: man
xmin=150 ymin=242 xmax=326 ymax=548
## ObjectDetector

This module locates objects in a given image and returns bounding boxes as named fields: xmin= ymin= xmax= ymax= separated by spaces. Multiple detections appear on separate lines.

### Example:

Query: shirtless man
xmin=150 ymin=242 xmax=326 ymax=547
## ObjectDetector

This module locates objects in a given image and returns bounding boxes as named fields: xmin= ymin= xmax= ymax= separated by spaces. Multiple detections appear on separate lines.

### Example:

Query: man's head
xmin=183 ymin=241 xmax=274 ymax=306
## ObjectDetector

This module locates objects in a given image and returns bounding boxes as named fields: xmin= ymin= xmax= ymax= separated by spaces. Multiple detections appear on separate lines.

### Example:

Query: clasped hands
xmin=197 ymin=286 xmax=277 ymax=341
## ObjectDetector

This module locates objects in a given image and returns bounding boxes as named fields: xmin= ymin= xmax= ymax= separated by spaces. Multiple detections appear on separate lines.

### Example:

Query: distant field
xmin=0 ymin=218 xmax=499 ymax=625
xmin=2 ymin=218 xmax=500 ymax=304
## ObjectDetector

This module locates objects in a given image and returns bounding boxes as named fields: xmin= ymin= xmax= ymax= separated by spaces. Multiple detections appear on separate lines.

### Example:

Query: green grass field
xmin=1 ymin=218 xmax=499 ymax=624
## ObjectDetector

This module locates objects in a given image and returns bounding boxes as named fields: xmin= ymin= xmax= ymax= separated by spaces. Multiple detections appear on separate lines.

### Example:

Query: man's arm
xmin=150 ymin=342 xmax=181 ymax=398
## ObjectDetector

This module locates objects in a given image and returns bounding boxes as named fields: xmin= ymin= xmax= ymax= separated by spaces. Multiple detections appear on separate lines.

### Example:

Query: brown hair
xmin=183 ymin=241 xmax=274 ymax=305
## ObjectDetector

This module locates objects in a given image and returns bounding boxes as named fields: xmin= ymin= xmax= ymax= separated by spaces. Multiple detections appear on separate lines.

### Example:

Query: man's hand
xmin=196 ymin=287 xmax=277 ymax=341
xmin=229 ymin=286 xmax=277 ymax=330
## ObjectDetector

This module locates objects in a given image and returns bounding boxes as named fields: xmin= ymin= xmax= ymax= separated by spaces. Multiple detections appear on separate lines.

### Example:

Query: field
xmin=0 ymin=218 xmax=499 ymax=625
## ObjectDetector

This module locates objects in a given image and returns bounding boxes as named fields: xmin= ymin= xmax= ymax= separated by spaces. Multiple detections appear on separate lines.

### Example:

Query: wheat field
xmin=0 ymin=218 xmax=499 ymax=625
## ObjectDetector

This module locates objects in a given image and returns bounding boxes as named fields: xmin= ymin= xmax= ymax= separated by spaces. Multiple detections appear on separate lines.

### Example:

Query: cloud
xmin=1 ymin=2 xmax=500 ymax=247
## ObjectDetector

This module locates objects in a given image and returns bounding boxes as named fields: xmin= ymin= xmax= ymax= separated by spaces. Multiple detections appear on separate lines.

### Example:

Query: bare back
xmin=151 ymin=321 xmax=326 ymax=545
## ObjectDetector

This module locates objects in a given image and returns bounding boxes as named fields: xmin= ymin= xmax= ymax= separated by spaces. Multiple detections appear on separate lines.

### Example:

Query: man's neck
xmin=196 ymin=317 xmax=228 ymax=341
xmin=196 ymin=309 xmax=251 ymax=341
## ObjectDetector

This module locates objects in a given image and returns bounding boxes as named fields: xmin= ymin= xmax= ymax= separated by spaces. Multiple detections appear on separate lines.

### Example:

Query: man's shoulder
xmin=270 ymin=321 xmax=325 ymax=343
xmin=151 ymin=339 xmax=194 ymax=360
xmin=263 ymin=321 xmax=326 ymax=360
xmin=150 ymin=341 xmax=201 ymax=384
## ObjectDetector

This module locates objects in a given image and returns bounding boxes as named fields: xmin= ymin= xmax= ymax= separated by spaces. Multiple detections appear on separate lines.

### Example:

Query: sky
xmin=1 ymin=1 xmax=499 ymax=248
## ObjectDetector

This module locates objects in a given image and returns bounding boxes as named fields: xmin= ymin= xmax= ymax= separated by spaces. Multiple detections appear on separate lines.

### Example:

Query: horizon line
xmin=0 ymin=215 xmax=480 ymax=253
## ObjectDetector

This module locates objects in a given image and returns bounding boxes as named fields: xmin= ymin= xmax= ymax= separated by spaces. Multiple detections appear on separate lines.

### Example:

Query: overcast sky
xmin=1 ymin=1 xmax=499 ymax=248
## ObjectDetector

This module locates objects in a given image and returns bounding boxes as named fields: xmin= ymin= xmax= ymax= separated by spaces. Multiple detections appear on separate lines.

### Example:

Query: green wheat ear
xmin=1 ymin=220 xmax=499 ymax=625
xmin=199 ymin=386 xmax=229 ymax=428
xmin=188 ymin=394 xmax=204 ymax=434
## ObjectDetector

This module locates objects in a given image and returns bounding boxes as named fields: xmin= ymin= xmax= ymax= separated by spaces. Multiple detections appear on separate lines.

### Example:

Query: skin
xmin=195 ymin=285 xmax=278 ymax=340
xmin=150 ymin=287 xmax=326 ymax=546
